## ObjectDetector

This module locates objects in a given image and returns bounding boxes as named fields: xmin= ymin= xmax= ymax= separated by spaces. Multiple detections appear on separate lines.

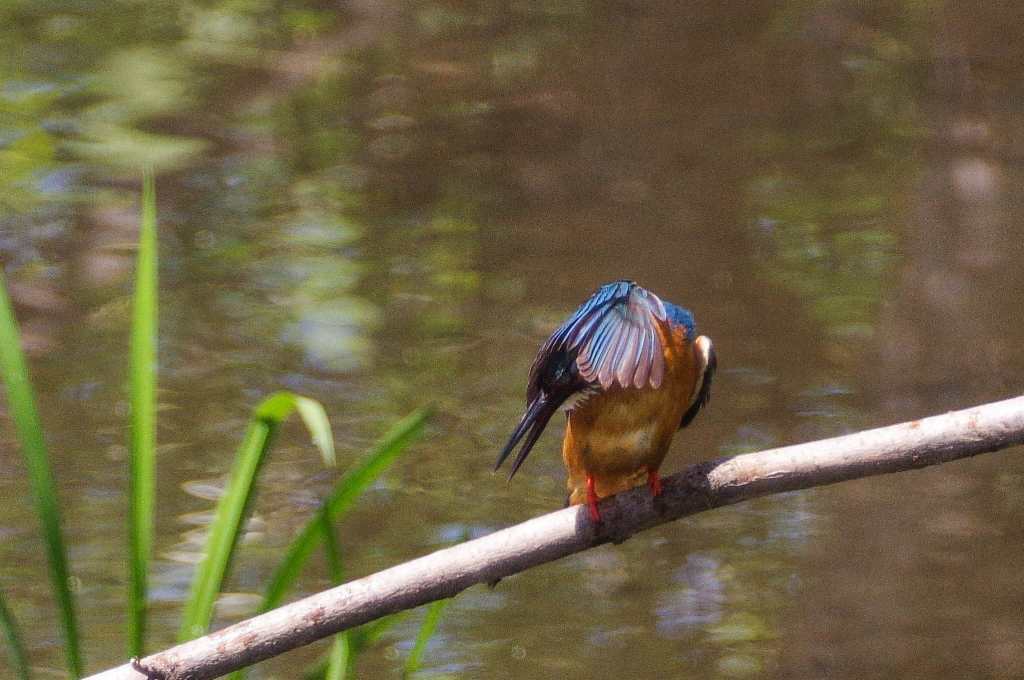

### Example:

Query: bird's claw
xmin=646 ymin=467 xmax=663 ymax=496
xmin=585 ymin=475 xmax=602 ymax=523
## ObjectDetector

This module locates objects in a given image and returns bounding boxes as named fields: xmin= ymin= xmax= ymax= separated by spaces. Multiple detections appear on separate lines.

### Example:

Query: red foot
xmin=586 ymin=475 xmax=601 ymax=523
xmin=647 ymin=467 xmax=662 ymax=497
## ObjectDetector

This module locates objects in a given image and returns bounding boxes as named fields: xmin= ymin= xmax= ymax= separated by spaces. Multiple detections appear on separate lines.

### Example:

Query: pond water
xmin=3 ymin=1 xmax=1024 ymax=677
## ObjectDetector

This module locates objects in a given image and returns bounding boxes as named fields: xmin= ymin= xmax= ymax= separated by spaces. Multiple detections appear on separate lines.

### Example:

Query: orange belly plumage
xmin=562 ymin=324 xmax=699 ymax=505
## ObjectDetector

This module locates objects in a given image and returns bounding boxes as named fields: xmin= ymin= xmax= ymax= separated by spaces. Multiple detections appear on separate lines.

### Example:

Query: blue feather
xmin=663 ymin=302 xmax=696 ymax=339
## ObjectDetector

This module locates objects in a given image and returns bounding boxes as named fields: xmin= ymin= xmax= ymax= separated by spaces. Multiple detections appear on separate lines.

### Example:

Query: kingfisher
xmin=495 ymin=280 xmax=716 ymax=522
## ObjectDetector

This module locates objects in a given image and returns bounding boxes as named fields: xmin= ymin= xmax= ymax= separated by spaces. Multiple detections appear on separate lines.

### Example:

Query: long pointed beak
xmin=494 ymin=396 xmax=559 ymax=480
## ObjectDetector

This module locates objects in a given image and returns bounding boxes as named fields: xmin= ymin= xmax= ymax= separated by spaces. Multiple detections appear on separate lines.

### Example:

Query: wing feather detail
xmin=532 ymin=280 xmax=671 ymax=393
xmin=633 ymin=326 xmax=651 ymax=389
xmin=616 ymin=323 xmax=638 ymax=387
xmin=649 ymin=332 xmax=665 ymax=388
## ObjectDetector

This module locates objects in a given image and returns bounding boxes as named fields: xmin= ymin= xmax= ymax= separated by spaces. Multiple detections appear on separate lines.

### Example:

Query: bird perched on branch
xmin=495 ymin=280 xmax=716 ymax=522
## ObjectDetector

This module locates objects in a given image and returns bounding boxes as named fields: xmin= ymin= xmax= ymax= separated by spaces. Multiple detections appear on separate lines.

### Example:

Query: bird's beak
xmin=494 ymin=396 xmax=559 ymax=480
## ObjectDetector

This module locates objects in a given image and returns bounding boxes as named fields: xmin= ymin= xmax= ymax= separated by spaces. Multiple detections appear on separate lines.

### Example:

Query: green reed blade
xmin=402 ymin=599 xmax=451 ymax=678
xmin=294 ymin=397 xmax=335 ymax=467
xmin=0 ymin=272 xmax=82 ymax=676
xmin=0 ymin=588 xmax=30 ymax=680
xmin=127 ymin=168 xmax=159 ymax=657
xmin=177 ymin=391 xmax=335 ymax=641
xmin=299 ymin=614 xmax=406 ymax=680
xmin=320 ymin=515 xmax=349 ymax=680
xmin=259 ymin=408 xmax=431 ymax=612
xmin=350 ymin=613 xmax=404 ymax=652
xmin=324 ymin=634 xmax=351 ymax=680
xmin=231 ymin=409 xmax=428 ymax=680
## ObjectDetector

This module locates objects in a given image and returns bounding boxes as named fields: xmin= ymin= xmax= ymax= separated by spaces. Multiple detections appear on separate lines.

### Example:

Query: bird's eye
xmin=542 ymin=351 xmax=577 ymax=389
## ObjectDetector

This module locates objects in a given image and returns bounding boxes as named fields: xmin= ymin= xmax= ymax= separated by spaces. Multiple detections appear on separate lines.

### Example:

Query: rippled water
xmin=3 ymin=2 xmax=1024 ymax=677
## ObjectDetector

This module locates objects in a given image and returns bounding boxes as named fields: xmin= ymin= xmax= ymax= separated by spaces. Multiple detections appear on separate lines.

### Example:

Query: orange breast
xmin=562 ymin=322 xmax=700 ymax=504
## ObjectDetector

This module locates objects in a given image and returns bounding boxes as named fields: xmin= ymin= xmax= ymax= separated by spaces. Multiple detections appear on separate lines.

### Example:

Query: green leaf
xmin=0 ymin=271 xmax=82 ymax=676
xmin=0 ymin=588 xmax=30 ymax=680
xmin=294 ymin=396 xmax=335 ymax=466
xmin=177 ymin=391 xmax=336 ymax=642
xmin=260 ymin=408 xmax=431 ymax=612
xmin=233 ymin=409 xmax=429 ymax=680
xmin=324 ymin=634 xmax=351 ymax=680
xmin=320 ymin=515 xmax=348 ymax=680
xmin=254 ymin=394 xmax=334 ymax=466
xmin=350 ymin=613 xmax=404 ymax=652
xmin=127 ymin=167 xmax=159 ymax=657
xmin=403 ymin=599 xmax=451 ymax=678
xmin=300 ymin=615 xmax=406 ymax=680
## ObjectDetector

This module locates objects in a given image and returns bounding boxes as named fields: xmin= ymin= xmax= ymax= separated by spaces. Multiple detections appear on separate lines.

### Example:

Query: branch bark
xmin=88 ymin=395 xmax=1024 ymax=680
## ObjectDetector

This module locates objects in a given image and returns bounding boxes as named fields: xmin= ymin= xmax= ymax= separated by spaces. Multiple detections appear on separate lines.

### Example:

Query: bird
xmin=494 ymin=280 xmax=716 ymax=523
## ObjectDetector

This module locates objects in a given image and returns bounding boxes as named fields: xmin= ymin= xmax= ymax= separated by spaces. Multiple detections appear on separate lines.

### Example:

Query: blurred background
xmin=2 ymin=1 xmax=1024 ymax=677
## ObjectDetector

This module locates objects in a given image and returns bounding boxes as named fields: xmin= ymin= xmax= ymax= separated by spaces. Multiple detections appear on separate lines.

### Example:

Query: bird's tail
xmin=493 ymin=395 xmax=560 ymax=480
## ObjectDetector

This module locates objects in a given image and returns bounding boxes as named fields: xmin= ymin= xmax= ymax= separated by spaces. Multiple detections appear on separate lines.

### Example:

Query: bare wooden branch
xmin=87 ymin=395 xmax=1024 ymax=680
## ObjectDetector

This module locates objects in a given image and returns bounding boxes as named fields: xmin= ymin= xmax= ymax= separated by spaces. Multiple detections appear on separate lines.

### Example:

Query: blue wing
xmin=528 ymin=280 xmax=669 ymax=398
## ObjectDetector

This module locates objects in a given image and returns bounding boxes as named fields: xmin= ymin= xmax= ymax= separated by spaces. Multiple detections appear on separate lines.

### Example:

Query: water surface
xmin=2 ymin=2 xmax=1024 ymax=677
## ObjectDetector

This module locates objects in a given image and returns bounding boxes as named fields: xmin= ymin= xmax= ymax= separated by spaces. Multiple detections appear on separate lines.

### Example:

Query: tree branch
xmin=87 ymin=395 xmax=1024 ymax=680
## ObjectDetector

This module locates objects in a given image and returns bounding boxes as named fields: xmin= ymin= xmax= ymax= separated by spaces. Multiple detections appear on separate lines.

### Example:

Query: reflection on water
xmin=656 ymin=553 xmax=726 ymax=633
xmin=3 ymin=1 xmax=1024 ymax=677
